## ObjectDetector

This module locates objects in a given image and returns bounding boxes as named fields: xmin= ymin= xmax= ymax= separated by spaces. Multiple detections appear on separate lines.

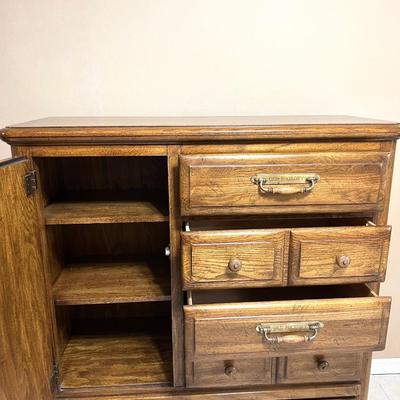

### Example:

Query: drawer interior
xmin=184 ymin=215 xmax=373 ymax=231
xmin=188 ymin=283 xmax=376 ymax=305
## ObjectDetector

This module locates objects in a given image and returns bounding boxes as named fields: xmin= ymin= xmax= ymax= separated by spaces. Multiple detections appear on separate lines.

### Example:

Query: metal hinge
xmin=50 ymin=364 xmax=59 ymax=394
xmin=24 ymin=170 xmax=38 ymax=196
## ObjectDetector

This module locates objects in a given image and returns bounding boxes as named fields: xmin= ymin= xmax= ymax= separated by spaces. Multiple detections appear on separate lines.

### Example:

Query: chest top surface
xmin=1 ymin=115 xmax=399 ymax=145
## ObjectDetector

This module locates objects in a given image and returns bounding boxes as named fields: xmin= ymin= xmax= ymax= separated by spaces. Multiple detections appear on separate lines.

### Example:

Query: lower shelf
xmin=60 ymin=330 xmax=172 ymax=389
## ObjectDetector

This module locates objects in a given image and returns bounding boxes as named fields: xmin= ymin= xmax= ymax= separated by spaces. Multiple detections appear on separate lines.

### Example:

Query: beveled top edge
xmin=6 ymin=115 xmax=398 ymax=128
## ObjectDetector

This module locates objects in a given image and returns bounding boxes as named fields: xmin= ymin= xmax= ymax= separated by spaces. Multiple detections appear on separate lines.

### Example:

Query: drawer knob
xmin=228 ymin=258 xmax=242 ymax=273
xmin=337 ymin=255 xmax=351 ymax=268
xmin=224 ymin=364 xmax=237 ymax=376
xmin=317 ymin=359 xmax=330 ymax=372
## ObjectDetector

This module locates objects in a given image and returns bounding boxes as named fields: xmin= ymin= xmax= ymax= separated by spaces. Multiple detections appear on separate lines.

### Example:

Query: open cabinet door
xmin=0 ymin=158 xmax=55 ymax=400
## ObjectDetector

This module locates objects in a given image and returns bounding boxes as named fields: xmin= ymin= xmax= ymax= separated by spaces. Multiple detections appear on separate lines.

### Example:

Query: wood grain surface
xmin=3 ymin=115 xmax=399 ymax=145
xmin=276 ymin=352 xmax=362 ymax=384
xmin=181 ymin=229 xmax=289 ymax=289
xmin=187 ymin=357 xmax=274 ymax=388
xmin=53 ymin=260 xmax=171 ymax=305
xmin=289 ymin=225 xmax=391 ymax=285
xmin=179 ymin=152 xmax=390 ymax=215
xmin=185 ymin=289 xmax=390 ymax=359
xmin=0 ymin=158 xmax=54 ymax=400
xmin=55 ymin=383 xmax=360 ymax=399
xmin=45 ymin=201 xmax=168 ymax=225
xmin=60 ymin=331 xmax=172 ymax=389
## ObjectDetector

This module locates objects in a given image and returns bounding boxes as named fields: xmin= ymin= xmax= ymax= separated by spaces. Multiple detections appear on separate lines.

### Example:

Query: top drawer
xmin=179 ymin=152 xmax=390 ymax=215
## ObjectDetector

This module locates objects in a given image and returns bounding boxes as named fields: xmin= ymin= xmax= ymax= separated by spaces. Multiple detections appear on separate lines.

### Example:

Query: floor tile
xmin=372 ymin=375 xmax=400 ymax=400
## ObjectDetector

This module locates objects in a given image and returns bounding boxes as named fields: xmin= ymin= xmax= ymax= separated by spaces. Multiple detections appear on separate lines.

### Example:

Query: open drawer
xmin=181 ymin=222 xmax=391 ymax=289
xmin=184 ymin=285 xmax=391 ymax=361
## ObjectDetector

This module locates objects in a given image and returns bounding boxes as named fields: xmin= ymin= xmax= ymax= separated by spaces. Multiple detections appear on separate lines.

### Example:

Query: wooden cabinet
xmin=0 ymin=115 xmax=398 ymax=400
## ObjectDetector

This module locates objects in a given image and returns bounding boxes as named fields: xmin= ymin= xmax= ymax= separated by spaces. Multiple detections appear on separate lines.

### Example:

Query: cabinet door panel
xmin=0 ymin=158 xmax=54 ymax=400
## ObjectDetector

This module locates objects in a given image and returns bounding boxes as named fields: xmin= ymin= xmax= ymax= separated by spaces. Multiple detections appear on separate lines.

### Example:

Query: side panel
xmin=0 ymin=158 xmax=54 ymax=399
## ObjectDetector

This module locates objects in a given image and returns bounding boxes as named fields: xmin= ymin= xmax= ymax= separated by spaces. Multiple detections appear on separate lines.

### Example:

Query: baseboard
xmin=371 ymin=358 xmax=400 ymax=375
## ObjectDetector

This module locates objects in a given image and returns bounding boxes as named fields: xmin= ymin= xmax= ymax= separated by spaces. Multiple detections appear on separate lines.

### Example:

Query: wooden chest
xmin=0 ymin=115 xmax=398 ymax=400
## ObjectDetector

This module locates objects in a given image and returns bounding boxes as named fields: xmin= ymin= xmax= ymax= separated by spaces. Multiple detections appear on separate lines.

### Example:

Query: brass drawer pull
xmin=251 ymin=173 xmax=320 ymax=195
xmin=337 ymin=255 xmax=351 ymax=268
xmin=256 ymin=321 xmax=324 ymax=344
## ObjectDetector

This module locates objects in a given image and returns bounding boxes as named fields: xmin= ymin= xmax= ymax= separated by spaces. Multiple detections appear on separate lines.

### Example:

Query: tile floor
xmin=369 ymin=375 xmax=400 ymax=399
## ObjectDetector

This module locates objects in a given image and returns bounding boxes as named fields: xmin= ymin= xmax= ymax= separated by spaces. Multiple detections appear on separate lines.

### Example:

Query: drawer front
xmin=181 ymin=230 xmax=289 ymax=289
xmin=179 ymin=152 xmax=389 ymax=215
xmin=187 ymin=358 xmax=273 ymax=388
xmin=184 ymin=295 xmax=390 ymax=359
xmin=276 ymin=352 xmax=362 ymax=384
xmin=289 ymin=226 xmax=391 ymax=285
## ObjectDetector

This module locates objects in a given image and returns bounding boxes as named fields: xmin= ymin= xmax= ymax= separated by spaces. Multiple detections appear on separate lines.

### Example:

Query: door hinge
xmin=24 ymin=170 xmax=38 ymax=196
xmin=50 ymin=363 xmax=59 ymax=394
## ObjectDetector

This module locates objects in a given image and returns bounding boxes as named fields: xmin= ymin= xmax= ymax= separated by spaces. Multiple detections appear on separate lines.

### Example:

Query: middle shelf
xmin=53 ymin=260 xmax=171 ymax=306
xmin=44 ymin=200 xmax=169 ymax=225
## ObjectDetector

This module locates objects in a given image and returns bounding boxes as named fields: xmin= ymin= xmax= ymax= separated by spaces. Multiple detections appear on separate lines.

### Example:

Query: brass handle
xmin=337 ymin=255 xmax=351 ymax=268
xmin=228 ymin=258 xmax=242 ymax=272
xmin=317 ymin=358 xmax=330 ymax=372
xmin=251 ymin=173 xmax=320 ymax=195
xmin=256 ymin=321 xmax=323 ymax=345
xmin=224 ymin=364 xmax=237 ymax=376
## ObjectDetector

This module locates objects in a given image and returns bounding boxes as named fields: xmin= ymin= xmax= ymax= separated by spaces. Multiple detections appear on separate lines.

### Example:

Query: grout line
xmin=371 ymin=358 xmax=400 ymax=375
xmin=379 ymin=381 xmax=394 ymax=400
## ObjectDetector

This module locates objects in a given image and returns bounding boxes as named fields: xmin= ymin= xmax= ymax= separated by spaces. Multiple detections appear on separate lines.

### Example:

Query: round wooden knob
xmin=317 ymin=359 xmax=330 ymax=372
xmin=224 ymin=365 xmax=237 ymax=376
xmin=228 ymin=258 xmax=242 ymax=272
xmin=337 ymin=255 xmax=351 ymax=268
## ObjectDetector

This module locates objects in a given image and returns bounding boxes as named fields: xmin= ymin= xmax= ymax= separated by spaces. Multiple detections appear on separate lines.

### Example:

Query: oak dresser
xmin=0 ymin=116 xmax=398 ymax=400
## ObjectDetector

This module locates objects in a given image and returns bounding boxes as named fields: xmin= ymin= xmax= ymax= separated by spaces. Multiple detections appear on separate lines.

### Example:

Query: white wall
xmin=1 ymin=0 xmax=399 ymax=358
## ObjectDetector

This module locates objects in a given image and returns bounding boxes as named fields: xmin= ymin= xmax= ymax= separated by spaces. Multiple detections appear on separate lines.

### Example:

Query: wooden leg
xmin=359 ymin=352 xmax=372 ymax=400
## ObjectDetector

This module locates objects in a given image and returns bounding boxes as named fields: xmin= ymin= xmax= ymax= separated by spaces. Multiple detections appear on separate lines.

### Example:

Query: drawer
xmin=184 ymin=285 xmax=390 ymax=360
xmin=289 ymin=225 xmax=391 ymax=285
xmin=179 ymin=152 xmax=390 ymax=215
xmin=186 ymin=358 xmax=273 ymax=388
xmin=276 ymin=352 xmax=362 ymax=384
xmin=181 ymin=229 xmax=289 ymax=289
xmin=181 ymin=223 xmax=390 ymax=289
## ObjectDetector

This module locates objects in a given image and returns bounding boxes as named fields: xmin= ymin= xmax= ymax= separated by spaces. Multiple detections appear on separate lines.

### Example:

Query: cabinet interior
xmin=35 ymin=156 xmax=173 ymax=390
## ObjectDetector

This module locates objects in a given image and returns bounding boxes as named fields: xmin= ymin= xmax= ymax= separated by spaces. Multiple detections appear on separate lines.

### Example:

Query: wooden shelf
xmin=44 ymin=201 xmax=169 ymax=225
xmin=53 ymin=261 xmax=171 ymax=305
xmin=60 ymin=331 xmax=172 ymax=389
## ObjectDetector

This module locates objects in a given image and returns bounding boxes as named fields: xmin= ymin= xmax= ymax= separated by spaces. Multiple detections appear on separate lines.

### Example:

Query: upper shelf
xmin=44 ymin=200 xmax=168 ymax=225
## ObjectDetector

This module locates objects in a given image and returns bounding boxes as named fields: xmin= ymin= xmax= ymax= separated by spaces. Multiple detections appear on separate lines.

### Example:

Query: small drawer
xmin=181 ymin=229 xmax=289 ymax=289
xmin=187 ymin=358 xmax=274 ymax=388
xmin=276 ymin=353 xmax=362 ymax=384
xmin=184 ymin=285 xmax=390 ymax=361
xmin=289 ymin=225 xmax=391 ymax=285
xmin=179 ymin=152 xmax=390 ymax=215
